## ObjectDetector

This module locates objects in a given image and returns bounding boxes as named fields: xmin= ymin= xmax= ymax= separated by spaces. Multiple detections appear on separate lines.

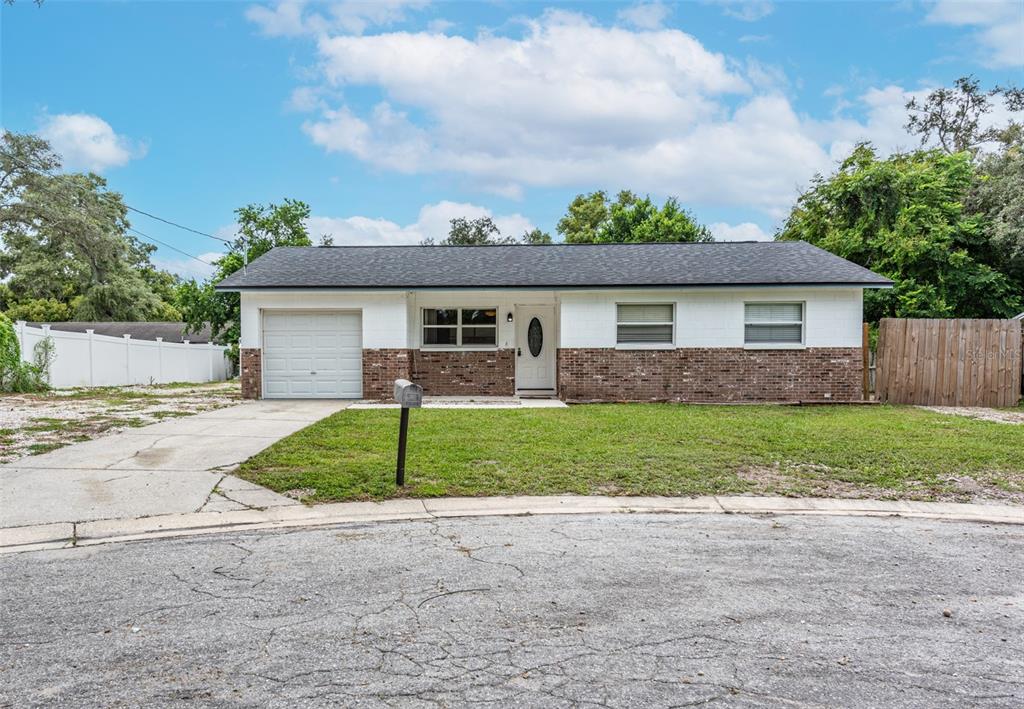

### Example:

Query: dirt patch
xmin=738 ymin=462 xmax=1024 ymax=505
xmin=922 ymin=406 xmax=1024 ymax=424
xmin=0 ymin=381 xmax=240 ymax=464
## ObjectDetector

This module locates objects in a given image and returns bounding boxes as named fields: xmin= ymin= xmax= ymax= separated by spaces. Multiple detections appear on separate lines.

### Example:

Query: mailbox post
xmin=393 ymin=379 xmax=423 ymax=486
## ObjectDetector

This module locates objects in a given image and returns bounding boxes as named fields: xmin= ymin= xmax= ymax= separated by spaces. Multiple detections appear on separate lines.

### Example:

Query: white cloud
xmin=247 ymin=0 xmax=429 ymax=37
xmin=37 ymin=113 xmax=146 ymax=172
xmin=154 ymin=251 xmax=222 ymax=280
xmin=617 ymin=2 xmax=671 ymax=30
xmin=709 ymin=1 xmax=775 ymax=22
xmin=925 ymin=0 xmax=1023 ymax=68
xmin=307 ymin=201 xmax=535 ymax=245
xmin=269 ymin=9 xmax=970 ymax=218
xmin=709 ymin=221 xmax=771 ymax=242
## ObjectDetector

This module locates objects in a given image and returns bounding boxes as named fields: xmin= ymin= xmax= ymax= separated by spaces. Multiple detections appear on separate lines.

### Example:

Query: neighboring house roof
xmin=215 ymin=241 xmax=893 ymax=291
xmin=28 ymin=322 xmax=215 ymax=344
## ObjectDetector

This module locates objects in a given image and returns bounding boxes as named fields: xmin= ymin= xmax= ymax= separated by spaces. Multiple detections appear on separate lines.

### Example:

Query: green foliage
xmin=777 ymin=144 xmax=1021 ymax=321
xmin=0 ymin=131 xmax=180 ymax=322
xmin=557 ymin=190 xmax=712 ymax=243
xmin=521 ymin=227 xmax=553 ymax=244
xmin=176 ymin=199 xmax=313 ymax=358
xmin=423 ymin=217 xmax=554 ymax=246
xmin=426 ymin=216 xmax=516 ymax=245
xmin=0 ymin=314 xmax=49 ymax=392
xmin=968 ymin=144 xmax=1024 ymax=293
xmin=4 ymin=297 xmax=75 ymax=322
xmin=905 ymin=76 xmax=1024 ymax=155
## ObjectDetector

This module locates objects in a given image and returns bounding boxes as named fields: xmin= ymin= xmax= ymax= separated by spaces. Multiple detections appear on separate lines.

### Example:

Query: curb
xmin=2 ymin=495 xmax=1022 ymax=554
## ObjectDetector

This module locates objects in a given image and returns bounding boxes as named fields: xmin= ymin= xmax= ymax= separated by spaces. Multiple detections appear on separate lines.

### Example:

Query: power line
xmin=125 ymin=205 xmax=232 ymax=244
xmin=127 ymin=227 xmax=216 ymax=270
xmin=1 ymin=146 xmax=220 ymax=277
xmin=0 ymin=146 xmax=234 ymax=245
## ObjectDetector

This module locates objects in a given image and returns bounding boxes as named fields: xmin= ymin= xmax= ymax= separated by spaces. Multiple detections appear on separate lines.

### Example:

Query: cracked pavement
xmin=0 ymin=400 xmax=347 ymax=528
xmin=1 ymin=513 xmax=1021 ymax=707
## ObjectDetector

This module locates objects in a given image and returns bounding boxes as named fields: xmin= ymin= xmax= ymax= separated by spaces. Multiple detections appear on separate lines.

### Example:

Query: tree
xmin=557 ymin=190 xmax=712 ymax=243
xmin=905 ymin=76 xmax=1024 ymax=155
xmin=422 ymin=216 xmax=554 ymax=245
xmin=777 ymin=143 xmax=1021 ymax=321
xmin=968 ymin=142 xmax=1024 ymax=293
xmin=0 ymin=131 xmax=177 ymax=321
xmin=557 ymin=191 xmax=609 ymax=243
xmin=177 ymin=200 xmax=313 ymax=358
xmin=521 ymin=227 xmax=553 ymax=244
xmin=422 ymin=216 xmax=516 ymax=246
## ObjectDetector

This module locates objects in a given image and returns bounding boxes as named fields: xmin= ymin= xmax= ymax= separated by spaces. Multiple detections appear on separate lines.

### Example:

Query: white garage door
xmin=262 ymin=311 xmax=362 ymax=399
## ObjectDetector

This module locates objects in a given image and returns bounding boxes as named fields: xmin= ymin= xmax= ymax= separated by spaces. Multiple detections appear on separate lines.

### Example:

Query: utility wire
xmin=1 ymin=148 xmax=216 ymax=268
xmin=124 ymin=205 xmax=232 ymax=244
xmin=0 ymin=147 xmax=234 ymax=245
xmin=127 ymin=227 xmax=216 ymax=270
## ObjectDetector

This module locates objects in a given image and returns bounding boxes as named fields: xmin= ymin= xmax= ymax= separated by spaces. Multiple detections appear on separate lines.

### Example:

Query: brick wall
xmin=360 ymin=349 xmax=515 ymax=399
xmin=240 ymin=348 xmax=262 ymax=399
xmin=411 ymin=349 xmax=515 ymax=396
xmin=557 ymin=347 xmax=863 ymax=403
xmin=362 ymin=348 xmax=412 ymax=399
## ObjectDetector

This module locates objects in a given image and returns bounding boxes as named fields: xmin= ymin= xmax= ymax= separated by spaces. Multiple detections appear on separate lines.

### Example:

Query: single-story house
xmin=215 ymin=241 xmax=892 ymax=402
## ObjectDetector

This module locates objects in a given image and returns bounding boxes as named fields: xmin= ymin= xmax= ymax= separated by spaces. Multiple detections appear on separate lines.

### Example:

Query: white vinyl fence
xmin=15 ymin=321 xmax=231 ymax=389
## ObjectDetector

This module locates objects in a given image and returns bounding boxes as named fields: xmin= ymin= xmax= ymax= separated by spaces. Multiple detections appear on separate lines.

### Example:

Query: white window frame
xmin=615 ymin=302 xmax=676 ymax=350
xmin=421 ymin=307 xmax=499 ymax=350
xmin=743 ymin=301 xmax=805 ymax=349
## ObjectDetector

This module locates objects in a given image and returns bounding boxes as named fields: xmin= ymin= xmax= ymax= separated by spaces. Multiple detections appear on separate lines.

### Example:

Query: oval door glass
xmin=527 ymin=317 xmax=543 ymax=357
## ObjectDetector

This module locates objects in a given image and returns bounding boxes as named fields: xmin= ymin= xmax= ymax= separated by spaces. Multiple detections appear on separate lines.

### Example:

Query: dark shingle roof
xmin=28 ymin=322 xmax=216 ymax=343
xmin=215 ymin=242 xmax=892 ymax=290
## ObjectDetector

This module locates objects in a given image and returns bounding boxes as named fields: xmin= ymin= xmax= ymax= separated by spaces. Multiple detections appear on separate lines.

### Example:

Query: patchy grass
xmin=27 ymin=442 xmax=66 ymax=456
xmin=0 ymin=381 xmax=240 ymax=464
xmin=237 ymin=404 xmax=1024 ymax=505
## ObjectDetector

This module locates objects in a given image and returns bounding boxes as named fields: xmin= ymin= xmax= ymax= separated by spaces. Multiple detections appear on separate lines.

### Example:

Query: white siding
xmin=240 ymin=288 xmax=865 ymax=352
xmin=240 ymin=291 xmax=408 ymax=349
xmin=559 ymin=288 xmax=864 ymax=349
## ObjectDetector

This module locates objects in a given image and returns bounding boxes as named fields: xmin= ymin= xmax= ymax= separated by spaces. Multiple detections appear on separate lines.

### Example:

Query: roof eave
xmin=216 ymin=281 xmax=893 ymax=292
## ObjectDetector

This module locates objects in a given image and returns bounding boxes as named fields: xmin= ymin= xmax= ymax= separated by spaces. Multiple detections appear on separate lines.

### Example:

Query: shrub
xmin=0 ymin=315 xmax=52 ymax=393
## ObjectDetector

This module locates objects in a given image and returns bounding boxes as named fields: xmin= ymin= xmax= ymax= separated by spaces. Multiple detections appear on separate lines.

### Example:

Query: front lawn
xmin=236 ymin=404 xmax=1024 ymax=504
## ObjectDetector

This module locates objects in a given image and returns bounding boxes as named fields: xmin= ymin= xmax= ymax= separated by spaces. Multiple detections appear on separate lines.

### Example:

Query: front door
xmin=515 ymin=305 xmax=556 ymax=393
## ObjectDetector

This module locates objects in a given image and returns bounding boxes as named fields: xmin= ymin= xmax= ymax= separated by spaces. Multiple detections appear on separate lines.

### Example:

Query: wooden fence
xmin=875 ymin=318 xmax=1022 ymax=407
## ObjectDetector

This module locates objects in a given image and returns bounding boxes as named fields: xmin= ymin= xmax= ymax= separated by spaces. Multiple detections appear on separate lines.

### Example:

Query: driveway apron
xmin=0 ymin=400 xmax=347 ymax=528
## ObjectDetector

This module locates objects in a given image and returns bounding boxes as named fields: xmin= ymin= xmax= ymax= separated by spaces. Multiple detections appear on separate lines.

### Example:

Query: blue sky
xmin=2 ymin=1 xmax=1022 ymax=278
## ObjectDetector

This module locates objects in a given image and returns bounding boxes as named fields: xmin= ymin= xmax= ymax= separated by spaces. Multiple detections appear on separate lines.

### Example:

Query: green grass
xmin=236 ymin=404 xmax=1024 ymax=503
xmin=28 ymin=442 xmax=65 ymax=456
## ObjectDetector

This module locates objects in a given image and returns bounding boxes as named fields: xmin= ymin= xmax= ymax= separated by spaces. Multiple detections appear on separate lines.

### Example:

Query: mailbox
xmin=393 ymin=379 xmax=423 ymax=408
xmin=393 ymin=379 xmax=422 ymax=487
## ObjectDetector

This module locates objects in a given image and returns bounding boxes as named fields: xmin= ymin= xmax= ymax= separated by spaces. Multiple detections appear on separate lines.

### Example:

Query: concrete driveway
xmin=0 ymin=400 xmax=347 ymax=528
xmin=2 ymin=513 xmax=1020 ymax=706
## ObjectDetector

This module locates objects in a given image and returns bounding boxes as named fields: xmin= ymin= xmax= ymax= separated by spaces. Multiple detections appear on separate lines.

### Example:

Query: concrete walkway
xmin=0 ymin=400 xmax=347 ymax=529
xmin=2 ymin=494 xmax=1020 ymax=554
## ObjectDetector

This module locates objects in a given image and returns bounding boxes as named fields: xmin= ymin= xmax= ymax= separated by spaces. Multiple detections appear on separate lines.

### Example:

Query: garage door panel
xmin=263 ymin=357 xmax=290 ymax=373
xmin=262 ymin=311 xmax=362 ymax=399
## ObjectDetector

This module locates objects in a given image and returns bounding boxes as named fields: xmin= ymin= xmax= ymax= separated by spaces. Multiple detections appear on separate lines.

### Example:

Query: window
xmin=744 ymin=302 xmax=803 ymax=344
xmin=616 ymin=303 xmax=674 ymax=345
xmin=422 ymin=308 xmax=497 ymax=347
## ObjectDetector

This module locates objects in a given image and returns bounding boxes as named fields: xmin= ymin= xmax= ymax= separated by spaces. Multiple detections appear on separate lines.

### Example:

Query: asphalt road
xmin=1 ymin=513 xmax=1022 ymax=707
